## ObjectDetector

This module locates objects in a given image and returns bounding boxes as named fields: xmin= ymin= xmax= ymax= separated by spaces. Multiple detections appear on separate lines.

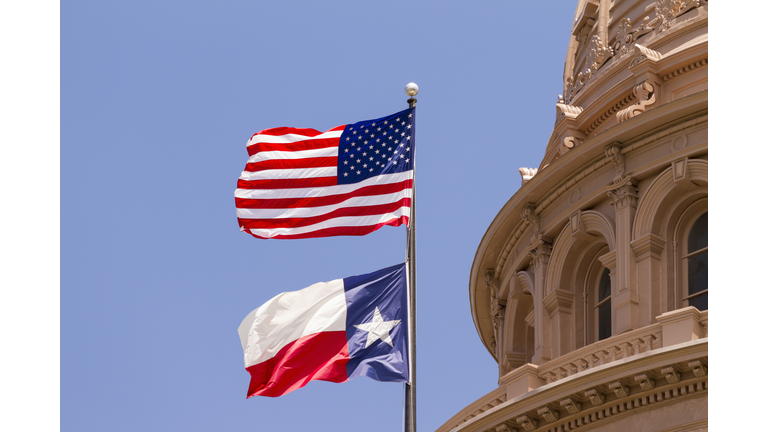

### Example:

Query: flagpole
xmin=404 ymin=82 xmax=418 ymax=432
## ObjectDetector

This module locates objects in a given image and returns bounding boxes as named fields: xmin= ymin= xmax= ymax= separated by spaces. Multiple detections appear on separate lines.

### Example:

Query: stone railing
xmin=436 ymin=307 xmax=708 ymax=432
xmin=538 ymin=324 xmax=663 ymax=385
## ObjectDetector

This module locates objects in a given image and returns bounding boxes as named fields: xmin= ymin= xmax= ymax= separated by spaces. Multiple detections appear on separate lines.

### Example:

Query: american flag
xmin=235 ymin=107 xmax=415 ymax=239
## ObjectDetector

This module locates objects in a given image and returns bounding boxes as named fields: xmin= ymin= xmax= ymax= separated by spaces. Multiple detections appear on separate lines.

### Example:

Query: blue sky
xmin=1 ymin=1 xmax=749 ymax=431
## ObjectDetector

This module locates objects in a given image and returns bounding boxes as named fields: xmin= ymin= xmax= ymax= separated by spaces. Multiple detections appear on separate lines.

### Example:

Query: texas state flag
xmin=237 ymin=263 xmax=409 ymax=398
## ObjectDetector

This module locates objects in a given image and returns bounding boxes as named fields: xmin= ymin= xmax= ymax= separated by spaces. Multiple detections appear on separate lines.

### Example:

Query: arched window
xmin=596 ymin=268 xmax=612 ymax=340
xmin=582 ymin=245 xmax=612 ymax=345
xmin=683 ymin=211 xmax=707 ymax=310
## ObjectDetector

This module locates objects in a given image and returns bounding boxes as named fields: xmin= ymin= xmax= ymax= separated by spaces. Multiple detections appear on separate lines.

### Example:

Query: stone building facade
xmin=437 ymin=1 xmax=707 ymax=431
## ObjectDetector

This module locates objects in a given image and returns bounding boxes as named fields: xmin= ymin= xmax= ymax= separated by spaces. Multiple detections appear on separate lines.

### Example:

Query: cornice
xmin=440 ymin=339 xmax=708 ymax=432
xmin=469 ymin=92 xmax=707 ymax=358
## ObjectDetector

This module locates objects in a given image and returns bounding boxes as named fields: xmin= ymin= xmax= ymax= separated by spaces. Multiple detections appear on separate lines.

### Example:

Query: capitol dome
xmin=438 ymin=1 xmax=708 ymax=431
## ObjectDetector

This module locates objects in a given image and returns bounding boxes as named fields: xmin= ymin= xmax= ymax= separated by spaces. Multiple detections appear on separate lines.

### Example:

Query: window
xmin=683 ymin=211 xmax=707 ymax=311
xmin=582 ymin=245 xmax=612 ymax=345
xmin=596 ymin=268 xmax=611 ymax=340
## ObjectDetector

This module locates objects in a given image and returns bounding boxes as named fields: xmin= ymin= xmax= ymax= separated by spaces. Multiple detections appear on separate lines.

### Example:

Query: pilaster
xmin=606 ymin=169 xmax=639 ymax=334
xmin=528 ymin=236 xmax=553 ymax=365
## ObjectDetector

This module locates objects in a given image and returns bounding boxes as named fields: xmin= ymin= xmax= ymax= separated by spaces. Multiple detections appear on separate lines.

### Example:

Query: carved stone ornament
xmin=527 ymin=237 xmax=553 ymax=268
xmin=586 ymin=35 xmax=613 ymax=71
xmin=484 ymin=270 xmax=505 ymax=344
xmin=656 ymin=0 xmax=701 ymax=33
xmin=521 ymin=204 xmax=541 ymax=240
xmin=629 ymin=44 xmax=662 ymax=68
xmin=661 ymin=366 xmax=681 ymax=384
xmin=605 ymin=145 xmax=625 ymax=181
xmin=609 ymin=381 xmax=630 ymax=398
xmin=560 ymin=136 xmax=581 ymax=155
xmin=689 ymin=359 xmax=708 ymax=377
xmin=519 ymin=167 xmax=538 ymax=186
xmin=516 ymin=415 xmax=538 ymax=432
xmin=613 ymin=17 xmax=654 ymax=57
xmin=495 ymin=424 xmax=514 ymax=432
xmin=635 ymin=373 xmax=656 ymax=391
xmin=538 ymin=407 xmax=560 ymax=423
xmin=564 ymin=69 xmax=591 ymax=104
xmin=560 ymin=398 xmax=582 ymax=414
xmin=584 ymin=388 xmax=605 ymax=406
xmin=556 ymin=96 xmax=584 ymax=123
xmin=617 ymin=81 xmax=657 ymax=123
xmin=607 ymin=175 xmax=638 ymax=209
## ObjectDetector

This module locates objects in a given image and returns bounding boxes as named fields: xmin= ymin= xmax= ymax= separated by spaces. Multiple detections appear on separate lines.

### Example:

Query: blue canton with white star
xmin=337 ymin=107 xmax=415 ymax=185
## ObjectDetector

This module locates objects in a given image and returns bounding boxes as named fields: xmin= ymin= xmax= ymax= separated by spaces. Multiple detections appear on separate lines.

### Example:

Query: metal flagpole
xmin=404 ymin=82 xmax=418 ymax=432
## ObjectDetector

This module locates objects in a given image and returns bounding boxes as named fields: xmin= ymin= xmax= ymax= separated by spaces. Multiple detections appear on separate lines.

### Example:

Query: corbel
xmin=661 ymin=366 xmax=681 ymax=384
xmin=609 ymin=381 xmax=630 ymax=398
xmin=584 ymin=388 xmax=605 ymax=406
xmin=537 ymin=407 xmax=560 ymax=423
xmin=560 ymin=397 xmax=582 ymax=414
xmin=605 ymin=144 xmax=626 ymax=182
xmin=521 ymin=204 xmax=541 ymax=240
xmin=634 ymin=373 xmax=656 ymax=391
xmin=516 ymin=415 xmax=538 ymax=432
xmin=689 ymin=359 xmax=708 ymax=377
xmin=495 ymin=424 xmax=515 ymax=432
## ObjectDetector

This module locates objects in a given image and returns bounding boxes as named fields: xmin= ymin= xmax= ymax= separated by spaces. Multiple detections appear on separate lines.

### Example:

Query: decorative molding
xmin=495 ymin=424 xmax=515 ymax=432
xmin=521 ymin=204 xmax=540 ymax=241
xmin=607 ymin=176 xmax=639 ymax=209
xmin=689 ymin=359 xmax=707 ymax=377
xmin=492 ymin=113 xmax=707 ymax=279
xmin=635 ymin=373 xmax=656 ymax=391
xmin=560 ymin=136 xmax=582 ymax=155
xmin=516 ymin=415 xmax=538 ymax=431
xmin=519 ymin=167 xmax=538 ymax=186
xmin=613 ymin=17 xmax=654 ymax=58
xmin=560 ymin=398 xmax=582 ymax=414
xmin=609 ymin=381 xmax=630 ymax=398
xmin=605 ymin=144 xmax=626 ymax=181
xmin=584 ymin=388 xmax=605 ymax=406
xmin=556 ymin=96 xmax=584 ymax=124
xmin=543 ymin=289 xmax=575 ymax=315
xmin=528 ymin=236 xmax=553 ymax=269
xmin=538 ymin=407 xmax=560 ymax=423
xmin=661 ymin=366 xmax=681 ymax=384
xmin=585 ymin=92 xmax=636 ymax=135
xmin=617 ymin=81 xmax=657 ymax=123
xmin=661 ymin=58 xmax=708 ymax=82
xmin=629 ymin=44 xmax=662 ymax=68
xmin=587 ymin=36 xmax=613 ymax=72
xmin=503 ymin=352 xmax=528 ymax=373
xmin=484 ymin=270 xmax=505 ymax=352
xmin=632 ymin=158 xmax=708 ymax=240
xmin=655 ymin=0 xmax=701 ymax=33
xmin=630 ymin=233 xmax=666 ymax=260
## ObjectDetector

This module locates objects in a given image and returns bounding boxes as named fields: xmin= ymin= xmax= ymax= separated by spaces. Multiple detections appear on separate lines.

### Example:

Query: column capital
xmin=606 ymin=176 xmax=638 ymax=209
xmin=527 ymin=236 xmax=553 ymax=269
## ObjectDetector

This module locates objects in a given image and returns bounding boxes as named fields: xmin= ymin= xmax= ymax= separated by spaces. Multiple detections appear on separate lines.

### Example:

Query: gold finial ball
xmin=405 ymin=82 xmax=419 ymax=97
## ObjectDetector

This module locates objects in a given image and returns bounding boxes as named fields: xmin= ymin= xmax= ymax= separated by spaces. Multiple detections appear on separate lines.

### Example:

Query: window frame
xmin=674 ymin=198 xmax=708 ymax=311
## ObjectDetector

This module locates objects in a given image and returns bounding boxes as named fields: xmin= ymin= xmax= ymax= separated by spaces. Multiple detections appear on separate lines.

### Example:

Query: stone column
xmin=606 ymin=175 xmax=639 ymax=334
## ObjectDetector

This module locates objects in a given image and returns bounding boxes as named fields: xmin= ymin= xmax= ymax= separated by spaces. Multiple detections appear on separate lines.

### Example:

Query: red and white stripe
xmin=235 ymin=126 xmax=412 ymax=239
xmin=237 ymin=278 xmax=350 ymax=397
